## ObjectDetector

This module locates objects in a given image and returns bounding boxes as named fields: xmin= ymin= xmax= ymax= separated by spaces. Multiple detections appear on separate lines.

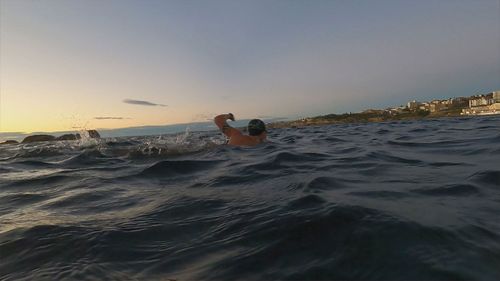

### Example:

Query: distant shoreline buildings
xmin=462 ymin=91 xmax=500 ymax=115
xmin=386 ymin=90 xmax=500 ymax=116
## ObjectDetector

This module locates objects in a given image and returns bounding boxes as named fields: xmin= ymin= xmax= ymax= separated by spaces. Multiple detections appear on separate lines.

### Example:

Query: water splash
xmin=134 ymin=128 xmax=223 ymax=157
xmin=76 ymin=130 xmax=101 ymax=148
xmin=0 ymin=130 xmax=227 ymax=161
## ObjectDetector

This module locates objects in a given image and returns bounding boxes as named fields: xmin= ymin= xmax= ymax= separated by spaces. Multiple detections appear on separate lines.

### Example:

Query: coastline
xmin=2 ymin=109 xmax=497 ymax=145
xmin=267 ymin=109 xmax=495 ymax=129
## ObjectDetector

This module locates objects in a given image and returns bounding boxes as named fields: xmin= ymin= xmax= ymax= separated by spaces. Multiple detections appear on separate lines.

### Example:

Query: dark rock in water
xmin=20 ymin=130 xmax=100 ymax=144
xmin=0 ymin=140 xmax=19 ymax=145
xmin=56 ymin=134 xmax=81 ymax=141
xmin=55 ymin=130 xmax=101 ymax=141
xmin=22 ymin=135 xmax=56 ymax=143
xmin=88 ymin=130 xmax=100 ymax=138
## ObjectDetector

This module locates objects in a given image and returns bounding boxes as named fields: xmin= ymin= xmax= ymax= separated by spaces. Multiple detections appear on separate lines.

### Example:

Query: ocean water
xmin=1 ymin=116 xmax=499 ymax=281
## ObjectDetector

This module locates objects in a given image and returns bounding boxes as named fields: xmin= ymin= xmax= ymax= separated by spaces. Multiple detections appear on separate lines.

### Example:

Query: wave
xmin=467 ymin=170 xmax=500 ymax=186
xmin=286 ymin=194 xmax=327 ymax=209
xmin=56 ymin=149 xmax=119 ymax=167
xmin=188 ymin=205 xmax=470 ymax=280
xmin=367 ymin=151 xmax=423 ymax=165
xmin=139 ymin=159 xmax=224 ymax=178
xmin=387 ymin=139 xmax=466 ymax=147
xmin=0 ymin=193 xmax=49 ymax=216
xmin=1 ymin=173 xmax=73 ymax=189
xmin=306 ymin=176 xmax=355 ymax=191
xmin=411 ymin=184 xmax=480 ymax=196
xmin=348 ymin=190 xmax=410 ymax=199
xmin=8 ymin=160 xmax=56 ymax=167
xmin=408 ymin=128 xmax=428 ymax=133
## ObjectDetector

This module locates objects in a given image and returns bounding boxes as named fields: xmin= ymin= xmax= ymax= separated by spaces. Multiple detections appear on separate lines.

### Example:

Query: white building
xmin=407 ymin=100 xmax=419 ymax=110
xmin=469 ymin=96 xmax=491 ymax=107
xmin=493 ymin=91 xmax=500 ymax=102
xmin=418 ymin=103 xmax=429 ymax=111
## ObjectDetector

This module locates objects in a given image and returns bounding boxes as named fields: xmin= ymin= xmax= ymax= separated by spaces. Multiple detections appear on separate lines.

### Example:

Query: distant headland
xmin=269 ymin=90 xmax=500 ymax=129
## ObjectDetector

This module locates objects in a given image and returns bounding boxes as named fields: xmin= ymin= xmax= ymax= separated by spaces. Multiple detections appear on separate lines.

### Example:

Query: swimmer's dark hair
xmin=248 ymin=119 xmax=266 ymax=136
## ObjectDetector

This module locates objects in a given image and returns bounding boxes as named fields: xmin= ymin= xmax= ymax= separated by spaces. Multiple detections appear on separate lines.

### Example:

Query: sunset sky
xmin=1 ymin=0 xmax=499 ymax=133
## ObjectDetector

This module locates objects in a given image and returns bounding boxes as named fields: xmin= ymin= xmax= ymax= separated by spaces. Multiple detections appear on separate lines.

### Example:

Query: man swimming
xmin=214 ymin=113 xmax=267 ymax=146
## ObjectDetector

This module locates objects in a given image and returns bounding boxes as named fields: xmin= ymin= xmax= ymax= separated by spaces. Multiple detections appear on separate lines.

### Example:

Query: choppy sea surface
xmin=1 ymin=116 xmax=500 ymax=281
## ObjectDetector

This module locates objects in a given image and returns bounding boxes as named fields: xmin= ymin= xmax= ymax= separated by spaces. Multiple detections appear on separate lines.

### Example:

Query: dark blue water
xmin=1 ymin=117 xmax=500 ymax=281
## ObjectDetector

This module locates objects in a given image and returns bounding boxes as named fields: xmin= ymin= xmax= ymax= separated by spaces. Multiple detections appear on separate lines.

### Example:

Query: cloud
xmin=94 ymin=117 xmax=129 ymax=120
xmin=123 ymin=99 xmax=166 ymax=107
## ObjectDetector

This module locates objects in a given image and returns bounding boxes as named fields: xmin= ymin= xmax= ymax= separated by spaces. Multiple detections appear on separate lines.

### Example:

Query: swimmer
xmin=214 ymin=113 xmax=267 ymax=146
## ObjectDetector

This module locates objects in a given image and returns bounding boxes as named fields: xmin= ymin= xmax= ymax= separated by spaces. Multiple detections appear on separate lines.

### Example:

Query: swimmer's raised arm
xmin=214 ymin=113 xmax=241 ymax=138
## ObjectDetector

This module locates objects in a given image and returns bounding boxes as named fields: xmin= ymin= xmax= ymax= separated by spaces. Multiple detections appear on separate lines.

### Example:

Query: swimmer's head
xmin=248 ymin=119 xmax=266 ymax=136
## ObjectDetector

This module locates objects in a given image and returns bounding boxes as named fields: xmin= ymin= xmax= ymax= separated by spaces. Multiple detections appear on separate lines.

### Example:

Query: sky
xmin=1 ymin=0 xmax=499 ymax=133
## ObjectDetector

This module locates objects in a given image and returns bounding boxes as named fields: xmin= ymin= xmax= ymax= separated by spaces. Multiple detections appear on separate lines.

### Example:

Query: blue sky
xmin=1 ymin=0 xmax=499 ymax=133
